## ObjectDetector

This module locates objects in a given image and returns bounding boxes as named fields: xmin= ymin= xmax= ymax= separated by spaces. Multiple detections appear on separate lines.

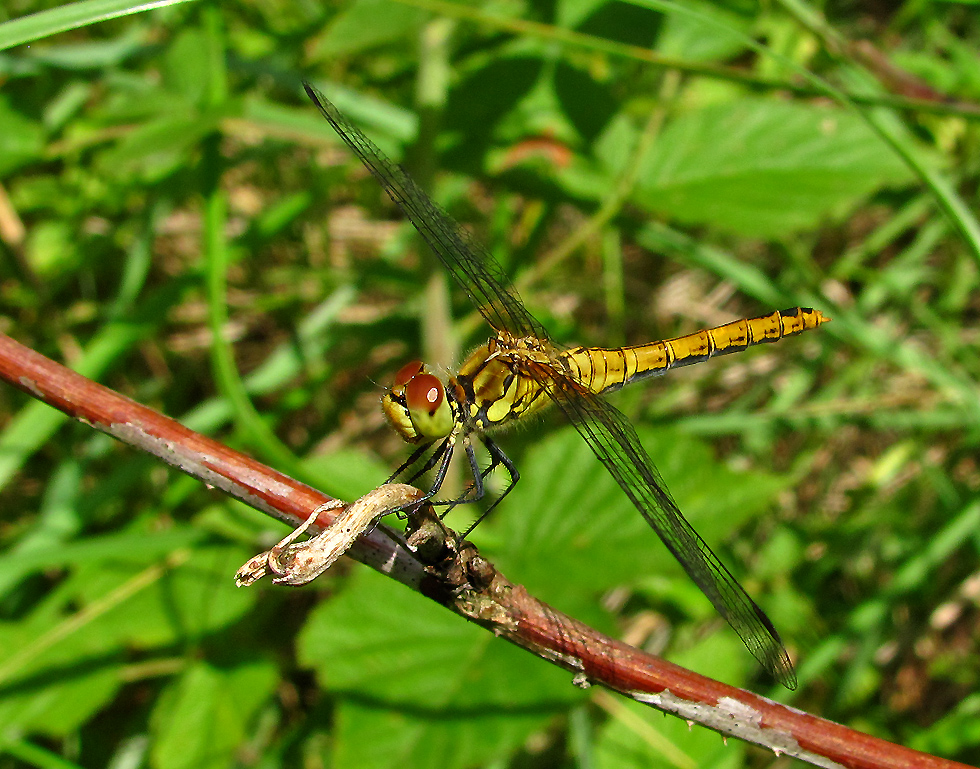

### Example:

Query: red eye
xmin=393 ymin=360 xmax=424 ymax=387
xmin=406 ymin=374 xmax=444 ymax=415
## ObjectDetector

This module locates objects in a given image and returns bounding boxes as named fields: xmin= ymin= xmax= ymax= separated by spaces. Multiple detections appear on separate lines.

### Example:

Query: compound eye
xmin=393 ymin=360 xmax=425 ymax=388
xmin=406 ymin=374 xmax=444 ymax=416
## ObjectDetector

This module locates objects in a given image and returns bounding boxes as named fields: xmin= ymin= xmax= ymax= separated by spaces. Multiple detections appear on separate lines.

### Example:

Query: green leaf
xmin=0 ymin=528 xmax=204 ymax=596
xmin=163 ymin=27 xmax=216 ymax=106
xmin=0 ymin=539 xmax=258 ymax=738
xmin=0 ymin=0 xmax=198 ymax=52
xmin=0 ymin=280 xmax=191 ymax=492
xmin=574 ymin=0 xmax=664 ymax=48
xmin=554 ymin=61 xmax=618 ymax=143
xmin=298 ymin=568 xmax=583 ymax=769
xmin=306 ymin=448 xmax=390 ymax=503
xmin=481 ymin=427 xmax=788 ymax=617
xmin=908 ymin=693 xmax=980 ymax=757
xmin=69 ymin=542 xmax=258 ymax=648
xmin=25 ymin=220 xmax=79 ymax=277
xmin=630 ymin=99 xmax=916 ymax=236
xmin=25 ymin=25 xmax=145 ymax=69
xmin=657 ymin=0 xmax=752 ymax=61
xmin=0 ymin=96 xmax=43 ymax=176
xmin=96 ymin=110 xmax=224 ymax=181
xmin=0 ymin=617 xmax=124 ymax=736
xmin=0 ymin=571 xmax=147 ymax=736
xmin=150 ymin=660 xmax=279 ymax=769
xmin=310 ymin=0 xmax=427 ymax=59
xmin=444 ymin=57 xmax=544 ymax=142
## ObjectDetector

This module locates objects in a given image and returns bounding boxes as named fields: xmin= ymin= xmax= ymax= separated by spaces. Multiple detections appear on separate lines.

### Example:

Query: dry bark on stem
xmin=0 ymin=331 xmax=968 ymax=769
xmin=0 ymin=332 xmax=424 ymax=587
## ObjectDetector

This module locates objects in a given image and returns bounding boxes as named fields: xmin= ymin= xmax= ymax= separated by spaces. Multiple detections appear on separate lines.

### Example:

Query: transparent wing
xmin=304 ymin=82 xmax=545 ymax=340
xmin=306 ymin=81 xmax=796 ymax=687
xmin=547 ymin=381 xmax=798 ymax=689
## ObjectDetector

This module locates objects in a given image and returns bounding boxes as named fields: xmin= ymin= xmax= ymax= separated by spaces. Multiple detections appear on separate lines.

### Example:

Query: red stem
xmin=0 ymin=331 xmax=967 ymax=769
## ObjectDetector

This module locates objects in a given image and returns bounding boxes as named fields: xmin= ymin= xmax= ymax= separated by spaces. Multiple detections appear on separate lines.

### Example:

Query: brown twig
xmin=0 ymin=330 xmax=969 ymax=769
xmin=0 ymin=331 xmax=425 ymax=588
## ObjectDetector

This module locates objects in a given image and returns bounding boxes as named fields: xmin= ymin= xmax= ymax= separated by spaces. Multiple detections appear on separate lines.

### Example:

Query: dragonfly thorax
xmin=382 ymin=360 xmax=457 ymax=444
xmin=454 ymin=338 xmax=555 ymax=432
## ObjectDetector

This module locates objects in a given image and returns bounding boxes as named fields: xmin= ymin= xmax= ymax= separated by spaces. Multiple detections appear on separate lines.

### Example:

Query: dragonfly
xmin=304 ymin=82 xmax=827 ymax=689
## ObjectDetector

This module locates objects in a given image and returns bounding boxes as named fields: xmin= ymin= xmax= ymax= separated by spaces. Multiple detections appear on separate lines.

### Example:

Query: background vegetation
xmin=1 ymin=0 xmax=979 ymax=767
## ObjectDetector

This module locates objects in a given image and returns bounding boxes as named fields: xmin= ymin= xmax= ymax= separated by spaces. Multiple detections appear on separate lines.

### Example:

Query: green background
xmin=1 ymin=0 xmax=979 ymax=767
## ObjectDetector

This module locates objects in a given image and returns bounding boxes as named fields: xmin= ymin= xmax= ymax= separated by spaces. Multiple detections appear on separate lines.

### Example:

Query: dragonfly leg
xmin=435 ymin=439 xmax=487 ymax=521
xmin=386 ymin=442 xmax=435 ymax=485
xmin=456 ymin=437 xmax=519 ymax=540
xmin=450 ymin=435 xmax=513 ymax=507
xmin=425 ymin=434 xmax=457 ymax=498
xmin=407 ymin=441 xmax=452 ymax=488
xmin=384 ymin=435 xmax=458 ymax=518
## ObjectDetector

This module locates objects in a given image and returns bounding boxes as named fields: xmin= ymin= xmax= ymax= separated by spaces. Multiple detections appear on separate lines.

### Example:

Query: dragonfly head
xmin=382 ymin=360 xmax=455 ymax=444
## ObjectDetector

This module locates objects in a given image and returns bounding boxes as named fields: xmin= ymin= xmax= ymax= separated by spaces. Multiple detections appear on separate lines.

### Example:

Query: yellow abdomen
xmin=561 ymin=307 xmax=828 ymax=395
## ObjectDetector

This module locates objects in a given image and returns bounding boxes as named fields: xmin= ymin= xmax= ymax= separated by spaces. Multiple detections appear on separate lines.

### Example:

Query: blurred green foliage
xmin=1 ymin=0 xmax=979 ymax=767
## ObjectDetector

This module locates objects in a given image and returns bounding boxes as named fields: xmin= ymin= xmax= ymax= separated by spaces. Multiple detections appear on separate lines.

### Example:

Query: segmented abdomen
xmin=560 ymin=307 xmax=828 ymax=395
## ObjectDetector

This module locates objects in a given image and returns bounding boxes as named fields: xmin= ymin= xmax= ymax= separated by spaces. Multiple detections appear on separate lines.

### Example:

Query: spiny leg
xmin=434 ymin=432 xmax=515 ymax=516
xmin=392 ymin=434 xmax=518 ymax=536
xmin=457 ymin=436 xmax=519 ymax=540
xmin=406 ymin=441 xmax=451 ymax=487
xmin=386 ymin=435 xmax=457 ymax=516
xmin=435 ymin=438 xmax=487 ymax=521
xmin=386 ymin=441 xmax=436 ymax=485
